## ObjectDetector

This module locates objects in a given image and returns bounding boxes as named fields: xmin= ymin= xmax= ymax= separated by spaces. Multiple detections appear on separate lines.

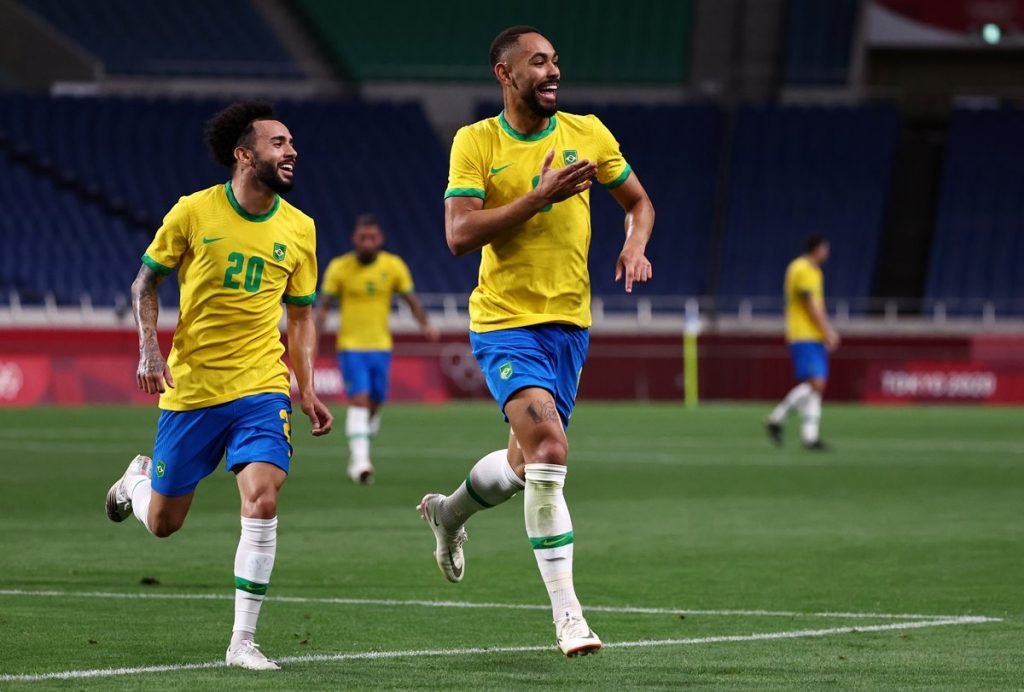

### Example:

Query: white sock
xmin=346 ymin=406 xmax=371 ymax=466
xmin=800 ymin=391 xmax=822 ymax=445
xmin=231 ymin=516 xmax=278 ymax=646
xmin=438 ymin=449 xmax=523 ymax=531
xmin=369 ymin=412 xmax=381 ymax=436
xmin=524 ymin=463 xmax=582 ymax=620
xmin=770 ymin=382 xmax=814 ymax=423
xmin=129 ymin=476 xmax=154 ymax=534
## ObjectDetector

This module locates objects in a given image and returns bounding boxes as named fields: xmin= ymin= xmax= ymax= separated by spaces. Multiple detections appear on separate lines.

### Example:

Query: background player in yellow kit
xmin=418 ymin=26 xmax=655 ymax=657
xmin=317 ymin=214 xmax=439 ymax=484
xmin=765 ymin=234 xmax=840 ymax=449
xmin=103 ymin=101 xmax=333 ymax=671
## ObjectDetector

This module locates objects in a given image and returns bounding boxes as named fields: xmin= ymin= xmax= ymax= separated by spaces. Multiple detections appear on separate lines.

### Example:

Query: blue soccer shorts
xmin=338 ymin=350 xmax=392 ymax=403
xmin=470 ymin=324 xmax=589 ymax=429
xmin=789 ymin=341 xmax=829 ymax=381
xmin=151 ymin=392 xmax=292 ymax=497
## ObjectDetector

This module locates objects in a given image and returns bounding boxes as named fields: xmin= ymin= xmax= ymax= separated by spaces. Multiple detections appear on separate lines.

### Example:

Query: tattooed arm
xmin=132 ymin=264 xmax=174 ymax=394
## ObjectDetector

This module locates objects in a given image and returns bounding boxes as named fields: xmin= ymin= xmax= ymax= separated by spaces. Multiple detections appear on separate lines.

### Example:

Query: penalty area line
xmin=0 ymin=589 xmax=997 ymax=622
xmin=0 ymin=616 xmax=999 ymax=683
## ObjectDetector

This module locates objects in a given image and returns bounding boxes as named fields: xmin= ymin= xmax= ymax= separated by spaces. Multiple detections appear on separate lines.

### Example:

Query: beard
xmin=254 ymin=157 xmax=293 ymax=194
xmin=513 ymin=76 xmax=558 ymax=118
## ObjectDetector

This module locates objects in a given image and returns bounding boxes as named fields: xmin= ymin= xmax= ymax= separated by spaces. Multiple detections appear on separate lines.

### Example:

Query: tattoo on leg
xmin=525 ymin=400 xmax=560 ymax=425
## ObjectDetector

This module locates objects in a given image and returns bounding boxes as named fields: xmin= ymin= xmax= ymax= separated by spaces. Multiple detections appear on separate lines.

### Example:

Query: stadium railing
xmin=3 ymin=290 xmax=1022 ymax=333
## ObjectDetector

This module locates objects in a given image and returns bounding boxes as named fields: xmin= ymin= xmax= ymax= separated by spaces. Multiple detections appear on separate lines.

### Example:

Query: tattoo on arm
xmin=131 ymin=265 xmax=163 ymax=350
xmin=526 ymin=400 xmax=560 ymax=425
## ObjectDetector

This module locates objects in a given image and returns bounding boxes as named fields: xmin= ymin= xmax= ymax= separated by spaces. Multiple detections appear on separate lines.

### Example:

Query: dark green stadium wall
xmin=294 ymin=0 xmax=693 ymax=84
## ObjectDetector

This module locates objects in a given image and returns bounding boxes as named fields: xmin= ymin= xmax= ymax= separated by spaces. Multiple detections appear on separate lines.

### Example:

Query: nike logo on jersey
xmin=490 ymin=164 xmax=514 ymax=175
xmin=202 ymin=236 xmax=226 ymax=244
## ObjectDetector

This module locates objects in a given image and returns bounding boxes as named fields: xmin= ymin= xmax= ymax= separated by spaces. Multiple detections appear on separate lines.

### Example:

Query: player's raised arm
xmin=609 ymin=174 xmax=655 ymax=293
xmin=286 ymin=303 xmax=333 ymax=436
xmin=445 ymin=150 xmax=598 ymax=256
xmin=131 ymin=264 xmax=174 ymax=394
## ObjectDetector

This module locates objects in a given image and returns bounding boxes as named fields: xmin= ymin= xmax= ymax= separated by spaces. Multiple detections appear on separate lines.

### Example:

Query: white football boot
xmin=104 ymin=454 xmax=151 ymax=522
xmin=347 ymin=460 xmax=375 ymax=485
xmin=417 ymin=493 xmax=467 ymax=583
xmin=225 ymin=640 xmax=281 ymax=671
xmin=555 ymin=611 xmax=602 ymax=657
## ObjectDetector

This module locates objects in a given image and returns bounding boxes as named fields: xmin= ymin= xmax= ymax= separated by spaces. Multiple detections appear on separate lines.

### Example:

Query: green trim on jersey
xmin=529 ymin=531 xmax=574 ymax=549
xmin=498 ymin=111 xmax=558 ymax=142
xmin=283 ymin=291 xmax=317 ymax=306
xmin=464 ymin=474 xmax=494 ymax=508
xmin=234 ymin=576 xmax=269 ymax=595
xmin=602 ymin=163 xmax=633 ymax=190
xmin=141 ymin=254 xmax=174 ymax=275
xmin=444 ymin=187 xmax=486 ymax=200
xmin=225 ymin=180 xmax=280 ymax=223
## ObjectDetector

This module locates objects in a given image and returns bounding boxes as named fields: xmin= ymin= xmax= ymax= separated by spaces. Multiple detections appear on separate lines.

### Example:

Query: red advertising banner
xmin=1 ymin=328 xmax=1022 ymax=406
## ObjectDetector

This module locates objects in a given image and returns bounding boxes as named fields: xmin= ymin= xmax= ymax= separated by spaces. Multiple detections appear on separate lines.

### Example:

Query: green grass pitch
xmin=0 ymin=402 xmax=1021 ymax=689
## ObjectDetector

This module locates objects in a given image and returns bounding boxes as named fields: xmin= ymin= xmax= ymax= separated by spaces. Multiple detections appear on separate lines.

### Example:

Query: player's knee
xmin=532 ymin=435 xmax=568 ymax=466
xmin=149 ymin=513 xmax=184 ymax=538
xmin=242 ymin=489 xmax=278 ymax=519
xmin=811 ymin=378 xmax=827 ymax=394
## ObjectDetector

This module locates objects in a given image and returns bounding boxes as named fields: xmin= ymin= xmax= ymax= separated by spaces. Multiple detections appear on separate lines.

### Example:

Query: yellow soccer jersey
xmin=445 ymin=111 xmax=632 ymax=333
xmin=321 ymin=251 xmax=414 ymax=351
xmin=784 ymin=256 xmax=825 ymax=343
xmin=142 ymin=181 xmax=318 ymax=411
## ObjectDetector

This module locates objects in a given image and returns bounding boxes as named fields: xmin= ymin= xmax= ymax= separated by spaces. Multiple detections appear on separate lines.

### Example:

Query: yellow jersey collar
xmin=498 ymin=111 xmax=557 ymax=142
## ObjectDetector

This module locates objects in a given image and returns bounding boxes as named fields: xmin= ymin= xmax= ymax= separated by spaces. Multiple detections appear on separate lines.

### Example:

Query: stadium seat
xmin=19 ymin=0 xmax=302 ymax=78
xmin=926 ymin=106 xmax=1024 ymax=315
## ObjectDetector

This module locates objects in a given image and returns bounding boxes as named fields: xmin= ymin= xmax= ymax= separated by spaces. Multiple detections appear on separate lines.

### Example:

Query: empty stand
xmin=715 ymin=104 xmax=900 ymax=312
xmin=927 ymin=106 xmax=1024 ymax=314
xmin=20 ymin=0 xmax=301 ymax=78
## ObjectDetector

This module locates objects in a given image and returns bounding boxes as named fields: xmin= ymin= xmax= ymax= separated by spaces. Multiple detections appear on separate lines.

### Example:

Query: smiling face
xmin=240 ymin=119 xmax=296 ymax=194
xmin=495 ymin=32 xmax=560 ymax=118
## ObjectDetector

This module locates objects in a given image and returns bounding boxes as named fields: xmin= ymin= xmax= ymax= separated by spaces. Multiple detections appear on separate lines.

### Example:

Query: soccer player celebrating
xmin=418 ymin=26 xmax=655 ymax=657
xmin=765 ymin=235 xmax=839 ymax=450
xmin=316 ymin=214 xmax=439 ymax=484
xmin=103 ymin=101 xmax=333 ymax=670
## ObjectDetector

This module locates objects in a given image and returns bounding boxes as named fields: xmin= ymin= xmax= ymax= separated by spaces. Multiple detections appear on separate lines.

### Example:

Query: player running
xmin=103 ymin=101 xmax=333 ymax=671
xmin=418 ymin=26 xmax=655 ymax=657
xmin=316 ymin=213 xmax=439 ymax=484
xmin=765 ymin=234 xmax=839 ymax=450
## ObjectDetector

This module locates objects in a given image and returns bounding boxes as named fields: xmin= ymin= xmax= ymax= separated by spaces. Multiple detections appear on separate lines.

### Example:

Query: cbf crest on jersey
xmin=273 ymin=243 xmax=287 ymax=261
xmin=563 ymin=150 xmax=579 ymax=166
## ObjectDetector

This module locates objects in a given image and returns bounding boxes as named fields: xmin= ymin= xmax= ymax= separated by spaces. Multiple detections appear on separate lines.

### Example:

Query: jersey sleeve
xmin=444 ymin=126 xmax=486 ymax=200
xmin=591 ymin=116 xmax=633 ymax=190
xmin=320 ymin=258 xmax=342 ymax=298
xmin=142 ymin=197 xmax=191 ymax=275
xmin=392 ymin=256 xmax=414 ymax=294
xmin=793 ymin=263 xmax=821 ymax=298
xmin=283 ymin=221 xmax=318 ymax=306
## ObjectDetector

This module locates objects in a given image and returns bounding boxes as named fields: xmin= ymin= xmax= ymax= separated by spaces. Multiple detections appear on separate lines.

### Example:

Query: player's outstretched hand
xmin=534 ymin=149 xmax=598 ymax=205
xmin=302 ymin=395 xmax=334 ymax=436
xmin=423 ymin=323 xmax=441 ymax=342
xmin=825 ymin=328 xmax=841 ymax=353
xmin=136 ymin=347 xmax=174 ymax=394
xmin=615 ymin=245 xmax=653 ymax=293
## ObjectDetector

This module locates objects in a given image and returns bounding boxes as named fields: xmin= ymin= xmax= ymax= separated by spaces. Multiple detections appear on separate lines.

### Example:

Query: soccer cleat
xmin=347 ymin=460 xmax=375 ymax=485
xmin=555 ymin=612 xmax=602 ymax=657
xmin=225 ymin=640 xmax=281 ymax=671
xmin=764 ymin=419 xmax=784 ymax=447
xmin=417 ymin=493 xmax=467 ymax=583
xmin=104 ymin=454 xmax=152 ymax=522
xmin=804 ymin=439 xmax=832 ymax=451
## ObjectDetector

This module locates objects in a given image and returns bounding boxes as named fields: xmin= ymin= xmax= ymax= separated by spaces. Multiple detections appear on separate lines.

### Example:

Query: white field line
xmin=0 ymin=617 xmax=998 ymax=683
xmin=0 ymin=589 xmax=1000 ymax=622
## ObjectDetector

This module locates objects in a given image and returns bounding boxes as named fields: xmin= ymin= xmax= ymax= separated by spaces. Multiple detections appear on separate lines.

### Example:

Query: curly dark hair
xmin=204 ymin=101 xmax=276 ymax=169
xmin=489 ymin=25 xmax=543 ymax=68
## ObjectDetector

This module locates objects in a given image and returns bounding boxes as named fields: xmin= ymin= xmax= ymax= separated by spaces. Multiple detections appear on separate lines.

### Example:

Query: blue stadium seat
xmin=20 ymin=0 xmax=301 ymax=78
xmin=926 ymin=107 xmax=1024 ymax=314
xmin=716 ymin=104 xmax=900 ymax=313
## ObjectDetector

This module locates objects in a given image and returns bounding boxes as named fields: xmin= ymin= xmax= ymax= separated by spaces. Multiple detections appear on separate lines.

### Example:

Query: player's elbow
xmin=446 ymin=228 xmax=471 ymax=257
